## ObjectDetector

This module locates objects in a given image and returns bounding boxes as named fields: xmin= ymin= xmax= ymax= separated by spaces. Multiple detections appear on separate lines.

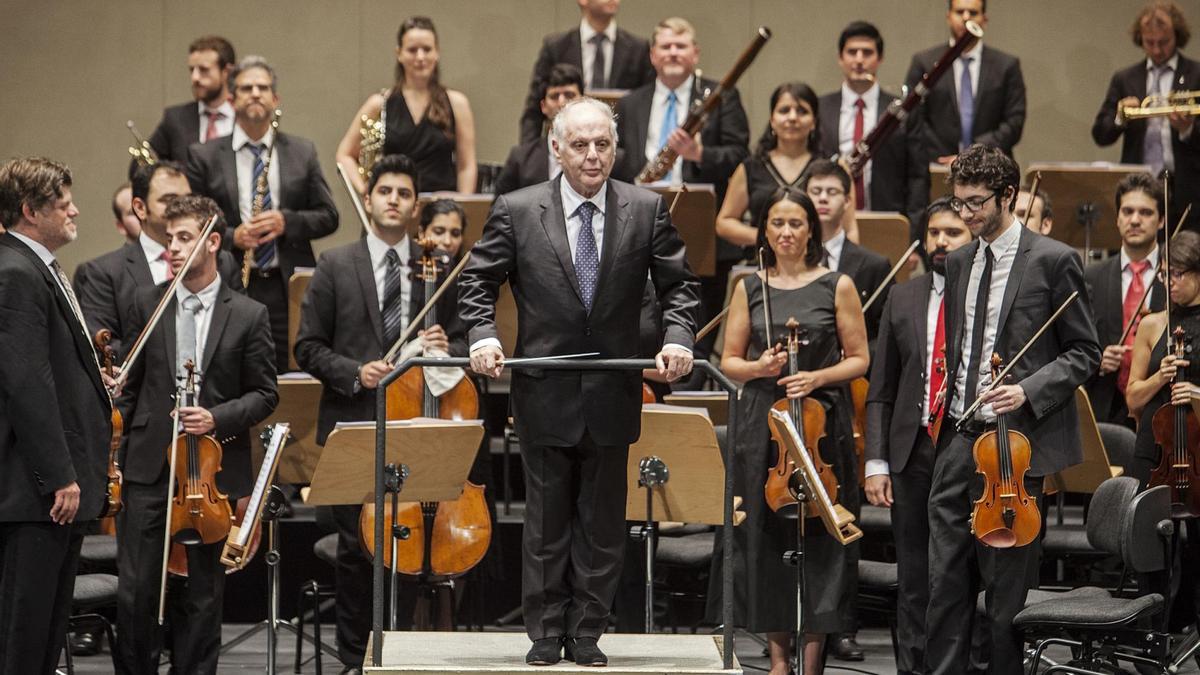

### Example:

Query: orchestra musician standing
xmin=925 ymin=144 xmax=1099 ymax=675
xmin=460 ymin=98 xmax=700 ymax=666
xmin=0 ymin=157 xmax=113 ymax=675
xmin=110 ymin=182 xmax=141 ymax=243
xmin=112 ymin=195 xmax=277 ymax=675
xmin=864 ymin=197 xmax=973 ymax=675
xmin=497 ymin=64 xmax=584 ymax=195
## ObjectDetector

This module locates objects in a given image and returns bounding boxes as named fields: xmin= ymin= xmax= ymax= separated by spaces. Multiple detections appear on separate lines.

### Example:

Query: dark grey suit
xmin=926 ymin=225 xmax=1100 ymax=675
xmin=0 ymin=233 xmax=111 ymax=674
xmin=128 ymin=101 xmax=202 ymax=178
xmin=904 ymin=44 xmax=1026 ymax=160
xmin=459 ymin=176 xmax=700 ymax=640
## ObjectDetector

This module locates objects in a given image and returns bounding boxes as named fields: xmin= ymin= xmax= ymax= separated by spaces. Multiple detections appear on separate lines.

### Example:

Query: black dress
xmin=708 ymin=272 xmax=860 ymax=634
xmin=744 ymin=154 xmax=808 ymax=224
xmin=383 ymin=90 xmax=457 ymax=193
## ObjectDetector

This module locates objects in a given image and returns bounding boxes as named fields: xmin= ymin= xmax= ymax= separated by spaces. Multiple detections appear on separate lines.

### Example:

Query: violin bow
xmin=758 ymin=247 xmax=774 ymax=348
xmin=1116 ymin=202 xmax=1191 ymax=347
xmin=382 ymin=251 xmax=472 ymax=363
xmin=1164 ymin=172 xmax=1173 ymax=335
xmin=862 ymin=240 xmax=921 ymax=312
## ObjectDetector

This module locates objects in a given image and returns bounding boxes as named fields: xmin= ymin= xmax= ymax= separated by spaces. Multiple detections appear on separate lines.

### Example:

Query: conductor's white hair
xmin=550 ymin=97 xmax=618 ymax=145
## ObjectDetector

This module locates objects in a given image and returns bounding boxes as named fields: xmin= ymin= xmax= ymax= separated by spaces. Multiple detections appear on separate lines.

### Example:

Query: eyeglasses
xmin=949 ymin=193 xmax=998 ymax=214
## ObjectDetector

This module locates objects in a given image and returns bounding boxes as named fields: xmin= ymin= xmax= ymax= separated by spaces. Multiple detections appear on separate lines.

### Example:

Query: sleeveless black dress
xmin=1133 ymin=305 xmax=1200 ymax=483
xmin=383 ymin=90 xmax=457 ymax=193
xmin=744 ymin=154 xmax=809 ymax=225
xmin=707 ymin=272 xmax=859 ymax=633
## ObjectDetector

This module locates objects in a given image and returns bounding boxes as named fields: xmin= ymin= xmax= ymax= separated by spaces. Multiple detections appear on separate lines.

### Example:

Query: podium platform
xmin=363 ymin=632 xmax=740 ymax=675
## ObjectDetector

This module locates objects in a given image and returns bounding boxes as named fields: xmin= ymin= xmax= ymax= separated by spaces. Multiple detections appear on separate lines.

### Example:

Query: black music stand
xmin=1027 ymin=163 xmax=1150 ymax=260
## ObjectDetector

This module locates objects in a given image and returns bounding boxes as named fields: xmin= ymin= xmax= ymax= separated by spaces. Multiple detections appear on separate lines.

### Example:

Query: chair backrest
xmin=1096 ymin=422 xmax=1136 ymax=471
xmin=1085 ymin=476 xmax=1139 ymax=554
xmin=1121 ymin=485 xmax=1171 ymax=574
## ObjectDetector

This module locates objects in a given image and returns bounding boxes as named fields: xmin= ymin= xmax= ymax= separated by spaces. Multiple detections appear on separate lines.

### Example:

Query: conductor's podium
xmin=363 ymin=632 xmax=740 ymax=675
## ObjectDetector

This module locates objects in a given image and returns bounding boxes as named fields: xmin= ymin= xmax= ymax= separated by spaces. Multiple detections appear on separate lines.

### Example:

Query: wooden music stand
xmin=929 ymin=163 xmax=951 ymax=203
xmin=713 ymin=264 xmax=756 ymax=356
xmin=1045 ymin=387 xmax=1124 ymax=496
xmin=287 ymin=268 xmax=314 ymax=372
xmin=251 ymin=373 xmax=322 ymax=484
xmin=647 ymin=185 xmax=717 ymax=277
xmin=306 ymin=419 xmax=483 ymax=506
xmin=856 ymin=212 xmax=913 ymax=282
xmin=661 ymin=393 xmax=730 ymax=427
xmin=1026 ymin=162 xmax=1150 ymax=259
xmin=587 ymin=88 xmax=630 ymax=108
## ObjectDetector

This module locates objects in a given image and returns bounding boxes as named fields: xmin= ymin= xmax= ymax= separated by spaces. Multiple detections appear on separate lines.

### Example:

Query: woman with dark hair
xmin=337 ymin=17 xmax=477 ymax=194
xmin=709 ymin=187 xmax=869 ymax=675
xmin=715 ymin=83 xmax=820 ymax=249
xmin=418 ymin=197 xmax=467 ymax=257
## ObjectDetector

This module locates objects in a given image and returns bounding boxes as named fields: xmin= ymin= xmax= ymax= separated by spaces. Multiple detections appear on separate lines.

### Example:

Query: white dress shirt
xmin=198 ymin=100 xmax=235 ymax=141
xmin=951 ymin=40 xmax=983 ymax=113
xmin=174 ymin=274 xmax=221 ymax=383
xmin=233 ymin=124 xmax=281 ymax=228
xmin=838 ymin=81 xmax=880 ymax=208
xmin=644 ymin=76 xmax=694 ymax=182
xmin=365 ymin=230 xmax=413 ymax=333
xmin=824 ymin=229 xmax=847 ymax=271
xmin=1121 ymin=244 xmax=1159 ymax=302
xmin=546 ymin=135 xmax=562 ymax=182
xmin=139 ymin=232 xmax=171 ymax=285
xmin=951 ymin=219 xmax=1023 ymax=421
xmin=579 ymin=19 xmax=617 ymax=91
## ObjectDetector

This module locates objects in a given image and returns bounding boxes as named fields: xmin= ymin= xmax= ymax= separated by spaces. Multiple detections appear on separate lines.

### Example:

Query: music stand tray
xmin=1026 ymin=162 xmax=1150 ymax=255
xmin=252 ymin=373 xmax=322 ymax=485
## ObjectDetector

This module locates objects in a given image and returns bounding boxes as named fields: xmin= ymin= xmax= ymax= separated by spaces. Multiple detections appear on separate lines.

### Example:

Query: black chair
xmin=1096 ymin=423 xmax=1135 ymax=473
xmin=59 ymin=574 xmax=119 ymax=674
xmin=1014 ymin=478 xmax=1174 ymax=674
xmin=856 ymin=560 xmax=900 ymax=662
xmin=294 ymin=532 xmax=338 ymax=674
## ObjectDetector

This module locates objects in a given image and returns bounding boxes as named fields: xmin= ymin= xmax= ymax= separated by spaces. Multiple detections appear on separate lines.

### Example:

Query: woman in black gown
xmin=711 ymin=187 xmax=868 ymax=675
xmin=337 ymin=16 xmax=477 ymax=195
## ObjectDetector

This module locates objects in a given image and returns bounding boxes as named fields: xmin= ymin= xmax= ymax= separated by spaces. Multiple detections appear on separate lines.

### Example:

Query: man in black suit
xmin=187 ymin=55 xmax=339 ymax=372
xmin=498 ymin=64 xmax=584 ymax=195
xmin=0 ymin=157 xmax=112 ymax=675
xmin=819 ymin=21 xmax=929 ymax=239
xmin=1086 ymin=172 xmax=1166 ymax=426
xmin=1092 ymin=2 xmax=1200 ymax=231
xmin=904 ymin=0 xmax=1026 ymax=164
xmin=518 ymin=0 xmax=654 ymax=143
xmin=130 ymin=36 xmax=236 ymax=177
xmin=865 ymin=198 xmax=972 ymax=675
xmin=295 ymin=154 xmax=463 ymax=672
xmin=75 ymin=162 xmax=242 ymax=360
xmin=113 ymin=195 xmax=277 ymax=675
xmin=926 ymin=145 xmax=1100 ymax=675
xmin=461 ymin=98 xmax=700 ymax=666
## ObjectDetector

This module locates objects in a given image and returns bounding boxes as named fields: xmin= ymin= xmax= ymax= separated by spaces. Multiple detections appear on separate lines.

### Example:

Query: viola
xmin=167 ymin=360 xmax=233 ymax=548
xmin=970 ymin=354 xmax=1040 ymax=548
xmin=764 ymin=318 xmax=840 ymax=514
xmin=1149 ymin=326 xmax=1200 ymax=517
xmin=94 ymin=329 xmax=123 ymax=531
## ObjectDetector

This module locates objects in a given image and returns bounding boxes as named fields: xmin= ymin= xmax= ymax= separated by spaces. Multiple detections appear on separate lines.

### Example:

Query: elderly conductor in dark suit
xmin=460 ymin=97 xmax=701 ymax=667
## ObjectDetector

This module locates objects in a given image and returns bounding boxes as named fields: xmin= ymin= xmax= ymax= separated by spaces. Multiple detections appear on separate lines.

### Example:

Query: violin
xmin=1149 ymin=326 xmax=1200 ymax=517
xmin=765 ymin=318 xmax=840 ymax=514
xmin=94 ymin=329 xmax=123 ymax=533
xmin=970 ymin=354 xmax=1040 ymax=548
xmin=849 ymin=377 xmax=868 ymax=484
xmin=928 ymin=346 xmax=948 ymax=444
xmin=359 ymin=241 xmax=491 ymax=581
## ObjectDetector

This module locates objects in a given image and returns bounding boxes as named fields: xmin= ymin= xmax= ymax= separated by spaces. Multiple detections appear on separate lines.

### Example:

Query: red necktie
xmin=852 ymin=98 xmax=866 ymax=210
xmin=160 ymin=250 xmax=175 ymax=281
xmin=205 ymin=110 xmax=222 ymax=141
xmin=927 ymin=296 xmax=947 ymax=437
xmin=1118 ymin=259 xmax=1150 ymax=392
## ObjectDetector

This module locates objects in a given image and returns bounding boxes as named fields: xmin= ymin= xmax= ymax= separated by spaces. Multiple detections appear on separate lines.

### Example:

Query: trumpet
xmin=127 ymin=121 xmax=157 ymax=167
xmin=1122 ymin=90 xmax=1200 ymax=120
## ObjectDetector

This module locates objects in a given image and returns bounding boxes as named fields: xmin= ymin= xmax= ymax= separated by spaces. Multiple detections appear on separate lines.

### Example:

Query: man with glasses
xmin=926 ymin=144 xmax=1099 ymax=675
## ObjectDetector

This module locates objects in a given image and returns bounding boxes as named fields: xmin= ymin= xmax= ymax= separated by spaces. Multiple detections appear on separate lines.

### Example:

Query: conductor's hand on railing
xmin=470 ymin=345 xmax=505 ymax=379
xmin=656 ymin=345 xmax=693 ymax=382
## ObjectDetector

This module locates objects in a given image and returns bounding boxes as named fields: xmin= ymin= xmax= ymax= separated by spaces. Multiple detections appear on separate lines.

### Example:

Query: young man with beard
xmin=864 ymin=197 xmax=973 ymax=675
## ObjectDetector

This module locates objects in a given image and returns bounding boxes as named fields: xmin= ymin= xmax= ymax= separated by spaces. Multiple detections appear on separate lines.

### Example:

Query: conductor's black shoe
xmin=69 ymin=630 xmax=101 ymax=656
xmin=526 ymin=637 xmax=564 ymax=665
xmin=830 ymin=634 xmax=865 ymax=661
xmin=565 ymin=637 xmax=608 ymax=667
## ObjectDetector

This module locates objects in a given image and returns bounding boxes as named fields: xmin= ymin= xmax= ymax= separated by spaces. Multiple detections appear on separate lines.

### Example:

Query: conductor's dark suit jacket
xmin=904 ymin=44 xmax=1026 ymax=160
xmin=459 ymin=176 xmax=701 ymax=447
xmin=1083 ymin=254 xmax=1165 ymax=424
xmin=119 ymin=281 xmax=278 ymax=499
xmin=128 ymin=101 xmax=202 ymax=178
xmin=185 ymin=132 xmax=339 ymax=280
xmin=818 ymin=89 xmax=930 ymax=241
xmin=294 ymin=238 xmax=466 ymax=445
xmin=73 ymin=240 xmax=242 ymax=360
xmin=519 ymin=27 xmax=655 ymax=143
xmin=0 ymin=234 xmax=111 ymax=523
xmin=941 ymin=226 xmax=1100 ymax=476
xmin=866 ymin=272 xmax=936 ymax=474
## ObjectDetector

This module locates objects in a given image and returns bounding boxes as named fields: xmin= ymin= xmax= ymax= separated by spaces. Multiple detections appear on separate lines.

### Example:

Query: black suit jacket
xmin=73 ymin=240 xmax=242 ymax=360
xmin=0 ymin=234 xmax=111 ymax=523
xmin=818 ymin=89 xmax=930 ymax=240
xmin=904 ymin=44 xmax=1026 ymax=159
xmin=1092 ymin=55 xmax=1200 ymax=229
xmin=839 ymin=239 xmax=892 ymax=341
xmin=942 ymin=226 xmax=1100 ymax=476
xmin=459 ymin=177 xmax=701 ymax=446
xmin=519 ymin=27 xmax=655 ymax=143
xmin=295 ymin=238 xmax=467 ymax=445
xmin=185 ymin=132 xmax=339 ymax=280
xmin=866 ymin=273 xmax=935 ymax=473
xmin=1083 ymin=254 xmax=1165 ymax=424
xmin=119 ymin=281 xmax=278 ymax=498
xmin=128 ymin=101 xmax=202 ymax=177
